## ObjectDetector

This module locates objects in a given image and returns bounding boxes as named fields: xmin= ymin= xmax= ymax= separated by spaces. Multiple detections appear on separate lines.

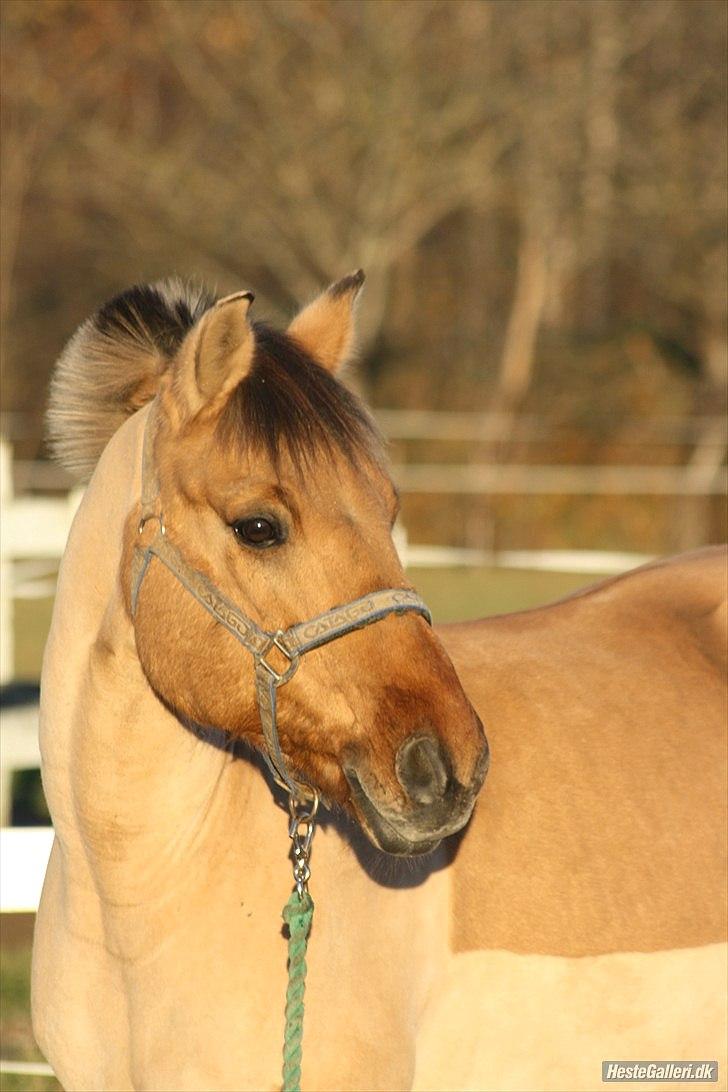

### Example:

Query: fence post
xmin=0 ymin=437 xmax=13 ymax=684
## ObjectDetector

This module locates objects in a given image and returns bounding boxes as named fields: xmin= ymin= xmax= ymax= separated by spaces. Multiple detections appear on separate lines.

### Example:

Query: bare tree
xmin=24 ymin=0 xmax=511 ymax=361
xmin=2 ymin=0 xmax=725 ymax=557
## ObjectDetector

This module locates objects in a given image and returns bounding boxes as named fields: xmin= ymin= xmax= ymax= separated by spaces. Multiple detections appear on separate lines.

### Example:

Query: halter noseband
xmin=129 ymin=404 xmax=432 ymax=804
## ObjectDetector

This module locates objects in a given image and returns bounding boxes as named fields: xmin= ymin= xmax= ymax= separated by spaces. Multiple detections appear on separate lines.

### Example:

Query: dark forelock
xmin=215 ymin=323 xmax=383 ymax=472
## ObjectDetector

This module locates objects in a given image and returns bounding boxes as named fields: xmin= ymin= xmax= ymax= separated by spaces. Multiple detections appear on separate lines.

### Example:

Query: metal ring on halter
xmin=138 ymin=512 xmax=166 ymax=536
xmin=257 ymin=631 xmax=300 ymax=686
xmin=288 ymin=789 xmax=319 ymax=832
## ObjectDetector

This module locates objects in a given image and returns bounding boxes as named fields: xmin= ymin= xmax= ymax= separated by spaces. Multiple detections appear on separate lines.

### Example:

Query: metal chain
xmin=288 ymin=791 xmax=319 ymax=898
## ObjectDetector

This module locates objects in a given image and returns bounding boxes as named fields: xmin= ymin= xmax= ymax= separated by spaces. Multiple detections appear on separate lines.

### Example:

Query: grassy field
xmin=409 ymin=565 xmax=602 ymax=623
xmin=1 ymin=935 xmax=61 ymax=1092
xmin=3 ymin=564 xmax=609 ymax=1085
xmin=12 ymin=599 xmax=55 ymax=682
xmin=11 ymin=565 xmax=605 ymax=679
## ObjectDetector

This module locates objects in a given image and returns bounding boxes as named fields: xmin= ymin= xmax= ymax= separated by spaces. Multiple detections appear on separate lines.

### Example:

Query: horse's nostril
xmin=396 ymin=735 xmax=449 ymax=805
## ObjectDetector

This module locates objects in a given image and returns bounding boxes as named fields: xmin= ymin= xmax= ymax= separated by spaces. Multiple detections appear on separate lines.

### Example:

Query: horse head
xmin=61 ymin=274 xmax=488 ymax=854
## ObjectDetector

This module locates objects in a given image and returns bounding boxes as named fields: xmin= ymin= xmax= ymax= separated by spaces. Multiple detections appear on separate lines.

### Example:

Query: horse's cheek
xmin=131 ymin=579 xmax=245 ymax=732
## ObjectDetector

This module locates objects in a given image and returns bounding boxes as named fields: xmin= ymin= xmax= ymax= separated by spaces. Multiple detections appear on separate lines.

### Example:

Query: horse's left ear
xmin=172 ymin=291 xmax=255 ymax=420
xmin=287 ymin=270 xmax=365 ymax=373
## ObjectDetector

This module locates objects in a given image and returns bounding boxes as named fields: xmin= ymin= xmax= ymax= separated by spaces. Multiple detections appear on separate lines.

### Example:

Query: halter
xmin=129 ymin=402 xmax=432 ymax=806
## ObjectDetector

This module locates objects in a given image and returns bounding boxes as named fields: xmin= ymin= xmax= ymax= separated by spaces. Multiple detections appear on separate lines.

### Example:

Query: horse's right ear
xmin=170 ymin=291 xmax=255 ymax=420
xmin=287 ymin=270 xmax=365 ymax=373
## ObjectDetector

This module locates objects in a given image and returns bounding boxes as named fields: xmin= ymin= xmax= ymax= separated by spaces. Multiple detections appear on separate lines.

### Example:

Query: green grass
xmin=408 ymin=565 xmax=605 ymax=623
xmin=0 ymin=1073 xmax=58 ymax=1092
xmin=12 ymin=599 xmax=54 ymax=682
xmin=11 ymin=567 xmax=604 ymax=680
xmin=0 ymin=944 xmax=61 ymax=1091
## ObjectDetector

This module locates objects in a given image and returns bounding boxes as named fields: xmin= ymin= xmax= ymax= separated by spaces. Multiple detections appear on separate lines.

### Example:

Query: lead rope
xmin=281 ymin=792 xmax=319 ymax=1092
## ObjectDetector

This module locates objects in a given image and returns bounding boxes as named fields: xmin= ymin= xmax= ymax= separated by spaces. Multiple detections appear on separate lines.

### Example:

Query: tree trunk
xmin=580 ymin=2 xmax=621 ymax=330
xmin=674 ymin=331 xmax=728 ymax=552
xmin=495 ymin=232 xmax=548 ymax=414
xmin=464 ymin=231 xmax=548 ymax=554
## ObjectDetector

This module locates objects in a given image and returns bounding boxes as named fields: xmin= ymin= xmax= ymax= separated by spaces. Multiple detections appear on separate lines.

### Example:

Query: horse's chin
xmin=361 ymin=819 xmax=443 ymax=858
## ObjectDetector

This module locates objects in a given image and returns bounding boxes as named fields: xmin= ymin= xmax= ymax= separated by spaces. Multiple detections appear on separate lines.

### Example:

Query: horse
xmin=32 ymin=273 xmax=726 ymax=1092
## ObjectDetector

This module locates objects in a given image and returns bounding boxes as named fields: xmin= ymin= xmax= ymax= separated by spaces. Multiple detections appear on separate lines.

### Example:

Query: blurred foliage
xmin=10 ymin=769 xmax=51 ymax=826
xmin=0 ymin=0 xmax=725 ymax=552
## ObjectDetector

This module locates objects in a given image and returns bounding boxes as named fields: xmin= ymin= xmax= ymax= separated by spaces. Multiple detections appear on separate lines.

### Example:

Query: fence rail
xmin=376 ymin=409 xmax=728 ymax=444
xmin=0 ymin=439 xmax=82 ymax=683
xmin=391 ymin=462 xmax=727 ymax=495
xmin=2 ymin=411 xmax=726 ymax=682
xmin=0 ymin=1061 xmax=55 ymax=1078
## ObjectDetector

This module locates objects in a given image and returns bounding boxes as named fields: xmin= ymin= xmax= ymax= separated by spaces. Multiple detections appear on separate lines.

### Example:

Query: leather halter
xmin=130 ymin=403 xmax=432 ymax=803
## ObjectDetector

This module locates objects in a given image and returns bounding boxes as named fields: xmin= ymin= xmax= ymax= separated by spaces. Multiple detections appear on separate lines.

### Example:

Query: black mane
xmin=96 ymin=282 xmax=216 ymax=357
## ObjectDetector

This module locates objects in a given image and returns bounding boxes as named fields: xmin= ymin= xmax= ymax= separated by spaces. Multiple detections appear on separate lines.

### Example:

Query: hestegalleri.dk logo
xmin=602 ymin=1061 xmax=718 ymax=1083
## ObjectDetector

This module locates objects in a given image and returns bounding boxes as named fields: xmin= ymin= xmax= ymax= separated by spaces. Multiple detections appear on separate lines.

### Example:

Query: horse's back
xmin=415 ymin=550 xmax=727 ymax=1090
xmin=438 ymin=547 xmax=727 ymax=958
xmin=445 ymin=544 xmax=727 ymax=679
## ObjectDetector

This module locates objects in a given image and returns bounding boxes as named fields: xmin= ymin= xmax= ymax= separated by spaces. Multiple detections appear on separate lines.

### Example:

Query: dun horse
xmin=33 ymin=275 xmax=726 ymax=1091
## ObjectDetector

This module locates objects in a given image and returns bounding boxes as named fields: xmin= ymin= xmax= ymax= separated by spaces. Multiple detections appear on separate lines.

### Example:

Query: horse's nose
xmin=396 ymin=735 xmax=450 ymax=805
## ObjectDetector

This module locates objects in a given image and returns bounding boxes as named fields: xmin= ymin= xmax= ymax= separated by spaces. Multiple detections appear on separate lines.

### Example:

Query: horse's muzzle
xmin=344 ymin=724 xmax=489 ymax=856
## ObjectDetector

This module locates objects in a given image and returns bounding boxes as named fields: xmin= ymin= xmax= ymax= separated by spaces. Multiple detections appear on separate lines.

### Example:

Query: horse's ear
xmin=287 ymin=270 xmax=365 ymax=373
xmin=173 ymin=291 xmax=255 ymax=418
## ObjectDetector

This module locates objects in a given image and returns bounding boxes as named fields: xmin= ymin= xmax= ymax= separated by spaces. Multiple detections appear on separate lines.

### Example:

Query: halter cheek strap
xmin=130 ymin=405 xmax=432 ymax=802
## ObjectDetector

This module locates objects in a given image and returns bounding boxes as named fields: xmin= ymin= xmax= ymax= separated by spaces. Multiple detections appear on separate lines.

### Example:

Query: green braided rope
xmin=281 ymin=890 xmax=315 ymax=1092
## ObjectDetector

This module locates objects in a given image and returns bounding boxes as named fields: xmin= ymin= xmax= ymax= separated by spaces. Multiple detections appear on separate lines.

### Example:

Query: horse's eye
xmin=231 ymin=516 xmax=283 ymax=548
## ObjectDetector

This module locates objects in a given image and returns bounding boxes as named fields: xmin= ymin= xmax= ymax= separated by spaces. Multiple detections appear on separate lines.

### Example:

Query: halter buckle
xmin=257 ymin=631 xmax=299 ymax=685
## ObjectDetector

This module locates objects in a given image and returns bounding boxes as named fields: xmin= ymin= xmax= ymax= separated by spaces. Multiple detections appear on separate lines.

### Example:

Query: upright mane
xmin=46 ymin=279 xmax=216 ymax=479
xmin=47 ymin=280 xmax=382 ymax=481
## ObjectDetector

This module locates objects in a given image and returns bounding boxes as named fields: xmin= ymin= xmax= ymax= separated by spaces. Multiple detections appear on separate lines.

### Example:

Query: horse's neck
xmin=39 ymin=411 xmax=452 ymax=1090
xmin=41 ymin=410 xmax=285 ymax=926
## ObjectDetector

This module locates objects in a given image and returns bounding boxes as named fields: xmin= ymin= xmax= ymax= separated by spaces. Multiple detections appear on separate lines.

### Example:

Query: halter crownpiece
xmin=130 ymin=401 xmax=432 ymax=803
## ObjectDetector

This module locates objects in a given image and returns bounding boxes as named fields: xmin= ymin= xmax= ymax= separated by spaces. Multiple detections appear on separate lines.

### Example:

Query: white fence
xmin=2 ymin=412 xmax=726 ymax=683
xmin=0 ymin=696 xmax=41 ymax=826
xmin=391 ymin=461 xmax=727 ymax=495
xmin=0 ymin=826 xmax=53 ymax=913
xmin=0 ymin=1061 xmax=55 ymax=1078
xmin=0 ymin=439 xmax=82 ymax=684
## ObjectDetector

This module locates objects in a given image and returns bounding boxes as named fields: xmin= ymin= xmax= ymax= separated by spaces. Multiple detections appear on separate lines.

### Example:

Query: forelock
xmin=215 ymin=323 xmax=384 ymax=473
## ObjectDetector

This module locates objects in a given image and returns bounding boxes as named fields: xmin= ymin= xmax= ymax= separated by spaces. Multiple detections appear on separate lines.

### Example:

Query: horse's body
xmin=33 ymin=277 xmax=726 ymax=1091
